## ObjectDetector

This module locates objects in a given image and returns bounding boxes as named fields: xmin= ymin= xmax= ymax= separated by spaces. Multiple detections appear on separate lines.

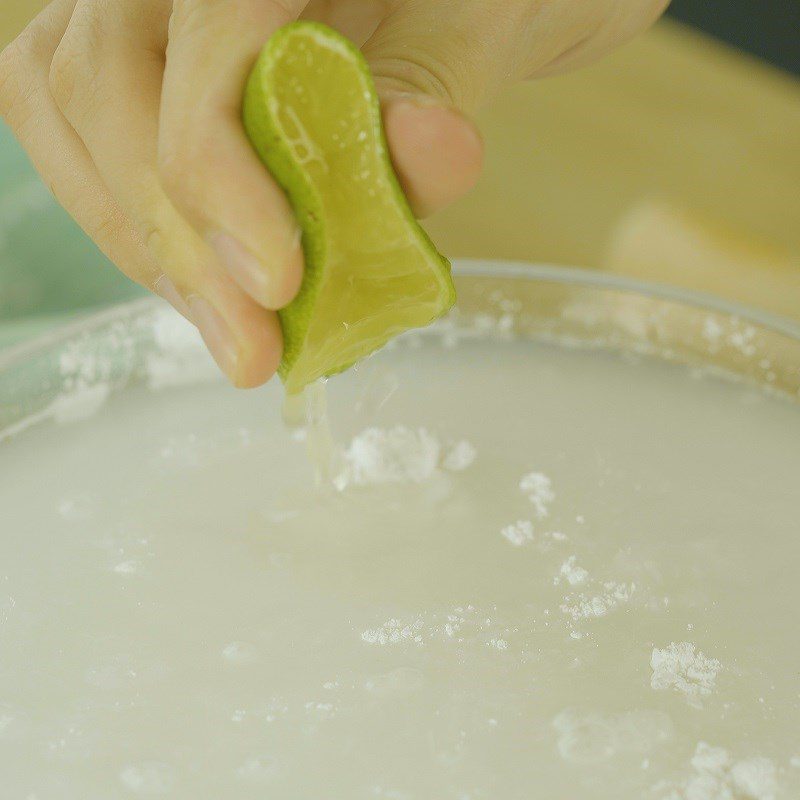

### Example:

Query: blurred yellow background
xmin=2 ymin=5 xmax=799 ymax=318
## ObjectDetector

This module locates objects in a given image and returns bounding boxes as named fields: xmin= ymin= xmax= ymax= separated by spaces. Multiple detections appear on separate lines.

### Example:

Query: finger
xmin=301 ymin=0 xmax=386 ymax=47
xmin=532 ymin=0 xmax=670 ymax=78
xmin=48 ymin=0 xmax=281 ymax=387
xmin=364 ymin=0 xmax=668 ymax=217
xmin=363 ymin=1 xmax=519 ymax=217
xmin=159 ymin=0 xmax=309 ymax=311
xmin=381 ymin=96 xmax=484 ymax=219
xmin=0 ymin=0 xmax=163 ymax=296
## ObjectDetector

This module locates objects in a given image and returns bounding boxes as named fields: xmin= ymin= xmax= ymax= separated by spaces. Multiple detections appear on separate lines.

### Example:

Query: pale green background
xmin=0 ymin=121 xmax=144 ymax=348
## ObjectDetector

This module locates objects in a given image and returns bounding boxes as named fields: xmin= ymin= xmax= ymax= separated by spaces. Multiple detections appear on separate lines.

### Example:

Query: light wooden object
xmin=425 ymin=21 xmax=800 ymax=317
xmin=1 ymin=0 xmax=48 ymax=47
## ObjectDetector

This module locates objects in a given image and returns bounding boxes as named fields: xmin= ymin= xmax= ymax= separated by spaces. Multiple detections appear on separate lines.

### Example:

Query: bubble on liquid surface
xmin=553 ymin=709 xmax=673 ymax=765
xmin=45 ymin=717 xmax=104 ymax=763
xmin=304 ymin=700 xmax=336 ymax=721
xmin=112 ymin=559 xmax=140 ymax=575
xmin=501 ymin=519 xmax=535 ymax=546
xmin=519 ymin=471 xmax=555 ymax=518
xmin=235 ymin=755 xmax=278 ymax=785
xmin=0 ymin=708 xmax=14 ymax=735
xmin=85 ymin=655 xmax=167 ymax=690
xmin=221 ymin=641 xmax=257 ymax=664
xmin=554 ymin=714 xmax=616 ymax=764
xmin=1 ymin=593 xmax=16 ymax=624
xmin=442 ymin=439 xmax=477 ymax=471
xmin=371 ymin=786 xmax=412 ymax=800
xmin=555 ymin=555 xmax=589 ymax=586
xmin=57 ymin=494 xmax=98 ymax=521
xmin=0 ymin=703 xmax=30 ymax=741
xmin=119 ymin=761 xmax=176 ymax=795
xmin=364 ymin=667 xmax=426 ymax=697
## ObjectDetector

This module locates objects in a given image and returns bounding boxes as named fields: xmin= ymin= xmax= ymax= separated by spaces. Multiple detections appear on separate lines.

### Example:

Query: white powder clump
xmin=730 ymin=758 xmax=780 ymax=799
xmin=442 ymin=440 xmax=477 ymax=471
xmin=146 ymin=308 xmax=215 ymax=389
xmin=519 ymin=472 xmax=555 ymax=518
xmin=361 ymin=618 xmax=424 ymax=646
xmin=501 ymin=520 xmax=535 ymax=546
xmin=650 ymin=642 xmax=721 ymax=704
xmin=561 ymin=595 xmax=609 ymax=620
xmin=729 ymin=324 xmax=757 ymax=358
xmin=658 ymin=743 xmax=779 ymax=800
xmin=702 ymin=317 xmax=724 ymax=350
xmin=337 ymin=427 xmax=441 ymax=487
xmin=560 ymin=581 xmax=635 ymax=621
xmin=442 ymin=612 xmax=465 ymax=638
xmin=335 ymin=428 xmax=476 ymax=488
xmin=50 ymin=384 xmax=111 ymax=424
xmin=690 ymin=742 xmax=731 ymax=775
xmin=556 ymin=556 xmax=589 ymax=586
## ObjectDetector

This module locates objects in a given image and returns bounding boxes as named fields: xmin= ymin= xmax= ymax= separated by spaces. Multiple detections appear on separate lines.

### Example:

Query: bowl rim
xmin=1 ymin=259 xmax=799 ymax=372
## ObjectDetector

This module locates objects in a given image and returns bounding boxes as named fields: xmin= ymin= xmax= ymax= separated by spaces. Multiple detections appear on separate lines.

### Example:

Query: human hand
xmin=0 ymin=0 xmax=668 ymax=387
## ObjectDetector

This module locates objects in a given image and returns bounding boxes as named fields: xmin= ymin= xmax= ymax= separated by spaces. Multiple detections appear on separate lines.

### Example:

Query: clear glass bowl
xmin=1 ymin=260 xmax=799 ymax=440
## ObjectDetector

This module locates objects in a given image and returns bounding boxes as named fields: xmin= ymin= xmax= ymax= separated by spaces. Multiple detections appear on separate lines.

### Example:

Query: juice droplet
xmin=281 ymin=379 xmax=340 ymax=488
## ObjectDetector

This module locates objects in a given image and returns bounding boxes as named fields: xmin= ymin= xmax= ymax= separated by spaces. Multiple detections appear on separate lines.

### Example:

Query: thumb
xmin=362 ymin=4 xmax=518 ymax=217
xmin=379 ymin=95 xmax=484 ymax=218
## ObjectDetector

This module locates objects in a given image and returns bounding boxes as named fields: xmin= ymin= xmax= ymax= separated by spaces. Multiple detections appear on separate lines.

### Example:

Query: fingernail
xmin=187 ymin=296 xmax=240 ymax=383
xmin=153 ymin=275 xmax=192 ymax=320
xmin=209 ymin=232 xmax=272 ymax=302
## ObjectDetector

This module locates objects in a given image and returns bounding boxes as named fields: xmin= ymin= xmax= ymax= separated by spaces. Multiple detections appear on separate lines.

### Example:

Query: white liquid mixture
xmin=0 ymin=324 xmax=798 ymax=799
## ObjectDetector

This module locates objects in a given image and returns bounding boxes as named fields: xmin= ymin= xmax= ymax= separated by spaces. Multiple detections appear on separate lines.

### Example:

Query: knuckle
xmin=47 ymin=44 xmax=79 ymax=111
xmin=91 ymin=209 xmax=160 ymax=285
xmin=89 ymin=204 xmax=128 ymax=243
xmin=49 ymin=44 xmax=94 ymax=118
xmin=137 ymin=205 xmax=185 ymax=269
xmin=372 ymin=50 xmax=461 ymax=106
xmin=170 ymin=0 xmax=293 ymax=40
xmin=48 ymin=13 xmax=108 ymax=119
xmin=140 ymin=218 xmax=166 ymax=257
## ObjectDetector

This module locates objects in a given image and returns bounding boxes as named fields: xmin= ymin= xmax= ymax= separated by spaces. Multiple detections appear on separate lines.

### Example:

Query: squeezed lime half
xmin=243 ymin=21 xmax=456 ymax=394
